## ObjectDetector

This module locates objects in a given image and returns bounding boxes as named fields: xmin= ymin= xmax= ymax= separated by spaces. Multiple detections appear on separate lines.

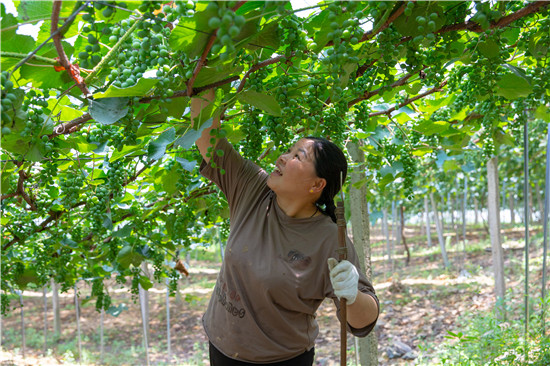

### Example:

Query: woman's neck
xmin=275 ymin=195 xmax=319 ymax=219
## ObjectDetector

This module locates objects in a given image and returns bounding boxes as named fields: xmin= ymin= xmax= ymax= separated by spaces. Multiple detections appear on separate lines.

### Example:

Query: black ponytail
xmin=307 ymin=137 xmax=347 ymax=223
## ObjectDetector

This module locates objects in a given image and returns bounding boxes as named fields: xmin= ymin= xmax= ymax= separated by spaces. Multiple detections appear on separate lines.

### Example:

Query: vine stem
xmin=348 ymin=71 xmax=416 ymax=107
xmin=437 ymin=1 xmax=549 ymax=34
xmin=236 ymin=55 xmax=290 ymax=93
xmin=1 ymin=52 xmax=59 ymax=65
xmin=368 ymin=80 xmax=448 ymax=118
xmin=51 ymin=0 xmax=91 ymax=96
xmin=186 ymin=1 xmax=247 ymax=96
xmin=360 ymin=3 xmax=405 ymax=43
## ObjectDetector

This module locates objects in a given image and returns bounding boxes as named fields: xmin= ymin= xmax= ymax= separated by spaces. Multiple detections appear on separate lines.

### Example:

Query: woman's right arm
xmin=190 ymin=89 xmax=220 ymax=163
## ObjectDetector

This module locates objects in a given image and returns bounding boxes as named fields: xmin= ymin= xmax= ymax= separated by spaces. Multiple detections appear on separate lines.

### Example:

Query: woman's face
xmin=267 ymin=139 xmax=321 ymax=197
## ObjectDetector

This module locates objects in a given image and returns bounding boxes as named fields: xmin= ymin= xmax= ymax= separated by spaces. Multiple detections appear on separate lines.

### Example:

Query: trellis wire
xmin=542 ymin=122 xmax=550 ymax=336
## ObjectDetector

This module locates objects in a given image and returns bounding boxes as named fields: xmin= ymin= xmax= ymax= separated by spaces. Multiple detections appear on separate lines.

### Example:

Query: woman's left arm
xmin=328 ymin=258 xmax=379 ymax=329
xmin=346 ymin=292 xmax=379 ymax=329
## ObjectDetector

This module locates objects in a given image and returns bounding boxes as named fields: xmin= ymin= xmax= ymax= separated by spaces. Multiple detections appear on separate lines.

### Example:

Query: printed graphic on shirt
xmin=284 ymin=250 xmax=312 ymax=270
xmin=215 ymin=281 xmax=246 ymax=319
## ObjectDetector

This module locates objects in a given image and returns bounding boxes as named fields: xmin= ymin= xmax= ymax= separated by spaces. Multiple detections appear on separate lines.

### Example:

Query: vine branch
xmin=367 ymin=80 xmax=448 ymax=118
xmin=51 ymin=0 xmax=91 ymax=97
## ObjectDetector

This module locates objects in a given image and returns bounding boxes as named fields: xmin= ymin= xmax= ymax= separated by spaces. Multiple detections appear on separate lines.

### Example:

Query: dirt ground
xmin=1 ymin=225 xmax=546 ymax=365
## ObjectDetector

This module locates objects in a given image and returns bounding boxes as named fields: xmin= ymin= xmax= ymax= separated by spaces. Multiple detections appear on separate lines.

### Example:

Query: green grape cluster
xmin=88 ymin=184 xmax=112 ymax=231
xmin=379 ymin=138 xmax=417 ymax=199
xmin=106 ymin=15 xmax=174 ymax=97
xmin=411 ymin=12 xmax=440 ymax=46
xmin=402 ymin=44 xmax=427 ymax=76
xmin=1 ymin=294 xmax=10 ymax=316
xmin=240 ymin=107 xmax=263 ymax=159
xmin=59 ymin=173 xmax=84 ymax=207
xmin=130 ymin=267 xmax=141 ymax=298
xmin=38 ymin=160 xmax=58 ymax=187
xmin=32 ymin=242 xmax=52 ymax=285
xmin=322 ymin=2 xmax=362 ymax=102
xmin=265 ymin=75 xmax=304 ymax=146
xmin=247 ymin=67 xmax=269 ymax=92
xmin=350 ymin=67 xmax=375 ymax=95
xmin=444 ymin=1 xmax=469 ymax=24
xmin=105 ymin=160 xmax=127 ymax=197
xmin=206 ymin=2 xmax=246 ymax=61
xmin=430 ymin=107 xmax=452 ymax=122
xmin=1 ymin=71 xmax=18 ymax=133
xmin=353 ymin=101 xmax=371 ymax=132
xmin=78 ymin=2 xmax=125 ymax=69
xmin=478 ymin=99 xmax=499 ymax=158
xmin=378 ymin=27 xmax=404 ymax=69
xmin=111 ymin=108 xmax=140 ymax=151
xmin=366 ymin=150 xmax=382 ymax=171
xmin=162 ymin=1 xmax=196 ymax=22
xmin=423 ymin=48 xmax=447 ymax=84
xmin=87 ymin=124 xmax=119 ymax=146
xmin=320 ymin=101 xmax=347 ymax=145
xmin=108 ymin=237 xmax=121 ymax=262
xmin=303 ymin=77 xmax=327 ymax=129
xmin=167 ymin=269 xmax=179 ymax=296
xmin=470 ymin=2 xmax=500 ymax=31
xmin=279 ymin=16 xmax=308 ymax=59
xmin=150 ymin=248 xmax=166 ymax=282
xmin=55 ymin=250 xmax=75 ymax=292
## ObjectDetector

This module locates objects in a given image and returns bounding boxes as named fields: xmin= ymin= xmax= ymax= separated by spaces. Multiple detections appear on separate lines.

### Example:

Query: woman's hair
xmin=306 ymin=137 xmax=348 ymax=223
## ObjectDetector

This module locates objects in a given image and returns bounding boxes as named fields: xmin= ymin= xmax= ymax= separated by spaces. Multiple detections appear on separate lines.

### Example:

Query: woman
xmin=192 ymin=90 xmax=379 ymax=365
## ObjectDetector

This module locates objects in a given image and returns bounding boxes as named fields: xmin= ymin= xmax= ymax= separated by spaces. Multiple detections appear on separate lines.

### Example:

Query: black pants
xmin=209 ymin=342 xmax=315 ymax=366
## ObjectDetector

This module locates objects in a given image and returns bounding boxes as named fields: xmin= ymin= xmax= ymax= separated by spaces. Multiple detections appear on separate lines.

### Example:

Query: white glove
xmin=327 ymin=258 xmax=359 ymax=305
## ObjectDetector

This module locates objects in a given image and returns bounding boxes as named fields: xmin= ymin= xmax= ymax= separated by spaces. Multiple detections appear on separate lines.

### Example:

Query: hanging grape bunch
xmin=265 ymin=75 xmax=302 ymax=147
xmin=247 ymin=66 xmax=269 ymax=92
xmin=304 ymin=77 xmax=327 ymax=131
xmin=353 ymin=101 xmax=371 ymax=132
xmin=59 ymin=172 xmax=85 ymax=207
xmin=321 ymin=101 xmax=348 ymax=145
xmin=240 ymin=106 xmax=264 ymax=159
xmin=322 ymin=1 xmax=362 ymax=102
xmin=206 ymin=2 xmax=246 ymax=61
xmin=1 ymin=71 xmax=20 ymax=134
xmin=279 ymin=15 xmax=308 ymax=59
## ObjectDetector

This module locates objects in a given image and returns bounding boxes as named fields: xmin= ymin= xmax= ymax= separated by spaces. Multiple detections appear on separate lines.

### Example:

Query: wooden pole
xmin=336 ymin=200 xmax=347 ymax=365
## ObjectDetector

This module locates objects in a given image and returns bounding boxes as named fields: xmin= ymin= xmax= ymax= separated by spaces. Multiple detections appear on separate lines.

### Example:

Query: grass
xmin=417 ymin=292 xmax=550 ymax=365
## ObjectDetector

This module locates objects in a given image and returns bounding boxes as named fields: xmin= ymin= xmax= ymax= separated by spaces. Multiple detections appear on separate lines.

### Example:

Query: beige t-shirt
xmin=201 ymin=138 xmax=379 ymax=363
